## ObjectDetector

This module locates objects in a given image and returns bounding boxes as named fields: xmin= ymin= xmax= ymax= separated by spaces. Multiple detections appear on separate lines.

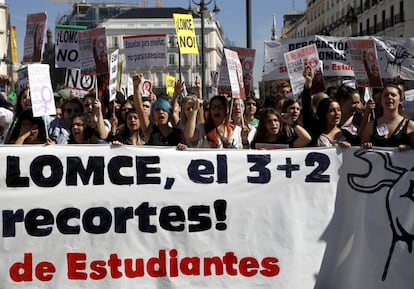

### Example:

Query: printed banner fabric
xmin=1 ymin=146 xmax=414 ymax=289
xmin=264 ymin=36 xmax=414 ymax=81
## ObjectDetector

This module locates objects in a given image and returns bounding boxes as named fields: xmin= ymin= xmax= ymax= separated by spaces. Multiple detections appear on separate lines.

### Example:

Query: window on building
xmin=374 ymin=14 xmax=377 ymax=33
xmin=112 ymin=36 xmax=118 ymax=49
xmin=168 ymin=35 xmax=177 ymax=48
xmin=168 ymin=53 xmax=176 ymax=66
xmin=390 ymin=5 xmax=394 ymax=25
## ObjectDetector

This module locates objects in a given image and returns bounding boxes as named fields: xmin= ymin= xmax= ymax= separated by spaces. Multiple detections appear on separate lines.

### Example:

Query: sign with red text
xmin=227 ymin=46 xmax=256 ymax=95
xmin=23 ymin=12 xmax=47 ymax=63
xmin=264 ymin=35 xmax=414 ymax=81
xmin=348 ymin=38 xmax=383 ymax=87
xmin=284 ymin=44 xmax=324 ymax=98
xmin=27 ymin=64 xmax=56 ymax=117
xmin=0 ymin=146 xmax=341 ymax=289
xmin=78 ymin=27 xmax=107 ymax=75
xmin=3 ymin=147 xmax=414 ymax=288
xmin=221 ymin=48 xmax=245 ymax=99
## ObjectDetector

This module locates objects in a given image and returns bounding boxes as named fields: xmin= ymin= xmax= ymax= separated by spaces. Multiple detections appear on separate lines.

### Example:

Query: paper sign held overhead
xmin=123 ymin=34 xmax=167 ymax=69
xmin=173 ymin=13 xmax=199 ymax=55
xmin=28 ymin=63 xmax=56 ymax=117
xmin=348 ymin=38 xmax=383 ymax=88
xmin=23 ymin=12 xmax=47 ymax=64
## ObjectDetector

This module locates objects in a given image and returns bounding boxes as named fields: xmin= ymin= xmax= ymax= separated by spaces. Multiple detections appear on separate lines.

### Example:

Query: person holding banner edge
xmin=360 ymin=82 xmax=414 ymax=151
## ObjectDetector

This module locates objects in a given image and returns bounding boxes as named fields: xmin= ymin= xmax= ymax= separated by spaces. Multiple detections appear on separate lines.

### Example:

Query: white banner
xmin=315 ymin=147 xmax=414 ymax=289
xmin=123 ymin=34 xmax=167 ymax=69
xmin=264 ymin=36 xmax=414 ymax=81
xmin=1 ymin=146 xmax=414 ymax=288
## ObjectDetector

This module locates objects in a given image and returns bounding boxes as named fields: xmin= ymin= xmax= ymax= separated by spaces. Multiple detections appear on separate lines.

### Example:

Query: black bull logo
xmin=347 ymin=150 xmax=414 ymax=281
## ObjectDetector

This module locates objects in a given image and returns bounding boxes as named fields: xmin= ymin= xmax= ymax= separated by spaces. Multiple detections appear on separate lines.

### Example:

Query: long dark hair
xmin=316 ymin=98 xmax=339 ymax=133
xmin=253 ymin=108 xmax=282 ymax=143
xmin=6 ymin=109 xmax=47 ymax=144
xmin=68 ymin=113 xmax=101 ymax=144
xmin=205 ymin=95 xmax=228 ymax=133
xmin=204 ymin=95 xmax=234 ymax=148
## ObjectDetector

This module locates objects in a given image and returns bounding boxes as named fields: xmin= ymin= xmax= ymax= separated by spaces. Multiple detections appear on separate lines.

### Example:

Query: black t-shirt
xmin=146 ymin=125 xmax=182 ymax=146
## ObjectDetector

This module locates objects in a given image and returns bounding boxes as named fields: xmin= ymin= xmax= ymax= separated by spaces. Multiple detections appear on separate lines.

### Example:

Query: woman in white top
xmin=316 ymin=98 xmax=351 ymax=148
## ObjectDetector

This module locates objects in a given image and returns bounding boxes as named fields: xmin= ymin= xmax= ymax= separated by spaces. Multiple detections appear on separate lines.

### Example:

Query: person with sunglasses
xmin=48 ymin=97 xmax=84 ymax=144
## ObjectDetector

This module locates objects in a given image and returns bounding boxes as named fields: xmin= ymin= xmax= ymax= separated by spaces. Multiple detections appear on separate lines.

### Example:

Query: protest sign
xmin=27 ymin=63 xmax=55 ymax=117
xmin=23 ymin=12 xmax=47 ymax=63
xmin=348 ymin=38 xmax=383 ymax=87
xmin=284 ymin=44 xmax=324 ymax=98
xmin=64 ymin=68 xmax=96 ymax=98
xmin=78 ymin=27 xmax=107 ymax=75
xmin=221 ymin=48 xmax=245 ymax=99
xmin=166 ymin=75 xmax=176 ymax=97
xmin=227 ymin=46 xmax=256 ymax=95
xmin=55 ymin=25 xmax=87 ymax=69
xmin=124 ymin=34 xmax=167 ymax=69
xmin=264 ymin=35 xmax=414 ymax=81
xmin=211 ymin=70 xmax=220 ymax=95
xmin=109 ymin=49 xmax=119 ymax=102
xmin=17 ymin=66 xmax=28 ymax=94
xmin=173 ymin=13 xmax=199 ymax=54
xmin=139 ymin=78 xmax=152 ymax=97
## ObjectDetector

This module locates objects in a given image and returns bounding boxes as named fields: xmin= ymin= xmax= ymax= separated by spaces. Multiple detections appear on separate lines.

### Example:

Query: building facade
xmin=56 ymin=2 xmax=225 ymax=98
xmin=0 ymin=0 xmax=10 ymax=77
xmin=282 ymin=0 xmax=413 ymax=38
xmin=101 ymin=7 xmax=224 ymax=97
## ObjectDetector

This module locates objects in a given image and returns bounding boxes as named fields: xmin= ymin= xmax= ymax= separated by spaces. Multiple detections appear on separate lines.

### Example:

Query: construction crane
xmin=141 ymin=0 xmax=162 ymax=7
xmin=47 ymin=0 xmax=85 ymax=3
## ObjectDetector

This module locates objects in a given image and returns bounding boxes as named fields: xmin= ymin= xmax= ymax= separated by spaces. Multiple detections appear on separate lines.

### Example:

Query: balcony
xmin=385 ymin=18 xmax=393 ymax=28
xmin=376 ymin=22 xmax=384 ymax=32
xmin=394 ymin=13 xmax=404 ymax=24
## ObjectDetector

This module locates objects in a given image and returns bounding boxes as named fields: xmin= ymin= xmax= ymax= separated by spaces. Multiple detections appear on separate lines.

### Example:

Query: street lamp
xmin=188 ymin=0 xmax=220 ymax=100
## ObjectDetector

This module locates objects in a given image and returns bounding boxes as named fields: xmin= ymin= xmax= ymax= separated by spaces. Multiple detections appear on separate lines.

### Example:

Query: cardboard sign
xmin=173 ymin=13 xmax=199 ymax=54
xmin=123 ymin=34 xmax=167 ymax=69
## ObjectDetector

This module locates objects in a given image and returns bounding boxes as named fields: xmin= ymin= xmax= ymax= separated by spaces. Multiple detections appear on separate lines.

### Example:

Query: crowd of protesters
xmin=0 ymin=67 xmax=413 ymax=151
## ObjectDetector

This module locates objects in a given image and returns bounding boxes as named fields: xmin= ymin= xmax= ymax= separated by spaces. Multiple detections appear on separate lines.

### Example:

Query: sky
xmin=6 ymin=0 xmax=306 ymax=89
